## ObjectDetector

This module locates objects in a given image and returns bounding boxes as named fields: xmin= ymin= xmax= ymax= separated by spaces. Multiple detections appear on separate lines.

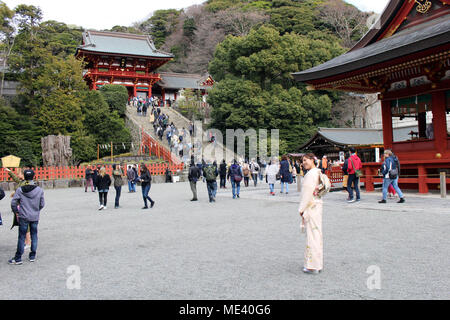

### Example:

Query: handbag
xmin=350 ymin=157 xmax=363 ymax=178
xmin=234 ymin=175 xmax=243 ymax=183
xmin=388 ymin=162 xmax=398 ymax=180
xmin=343 ymin=175 xmax=349 ymax=188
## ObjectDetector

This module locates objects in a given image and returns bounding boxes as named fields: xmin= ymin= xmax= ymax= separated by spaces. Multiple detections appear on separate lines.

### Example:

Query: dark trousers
xmin=220 ymin=175 xmax=226 ymax=188
xmin=207 ymin=181 xmax=218 ymax=201
xmin=99 ymin=192 xmax=108 ymax=206
xmin=114 ymin=186 xmax=122 ymax=208
xmin=15 ymin=219 xmax=38 ymax=261
xmin=190 ymin=181 xmax=198 ymax=200
xmin=142 ymin=184 xmax=154 ymax=207
xmin=347 ymin=174 xmax=361 ymax=200
xmin=252 ymin=174 xmax=258 ymax=187
xmin=244 ymin=177 xmax=250 ymax=187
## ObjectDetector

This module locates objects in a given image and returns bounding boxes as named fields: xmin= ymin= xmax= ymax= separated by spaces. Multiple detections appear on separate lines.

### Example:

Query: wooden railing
xmin=140 ymin=127 xmax=183 ymax=166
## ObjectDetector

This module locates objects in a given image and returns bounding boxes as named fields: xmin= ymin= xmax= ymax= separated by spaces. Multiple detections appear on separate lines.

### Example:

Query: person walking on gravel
xmin=96 ymin=167 xmax=111 ymax=211
xmin=8 ymin=170 xmax=45 ymax=265
xmin=139 ymin=165 xmax=155 ymax=210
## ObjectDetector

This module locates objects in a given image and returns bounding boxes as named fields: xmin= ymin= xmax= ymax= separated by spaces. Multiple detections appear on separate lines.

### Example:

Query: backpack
xmin=243 ymin=167 xmax=250 ymax=177
xmin=393 ymin=156 xmax=401 ymax=175
xmin=316 ymin=171 xmax=332 ymax=198
xmin=204 ymin=166 xmax=217 ymax=182
xmin=231 ymin=166 xmax=242 ymax=182
xmin=388 ymin=158 xmax=399 ymax=180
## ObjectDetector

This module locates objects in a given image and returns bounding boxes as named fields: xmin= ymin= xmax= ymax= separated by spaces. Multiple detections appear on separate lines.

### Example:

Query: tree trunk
xmin=41 ymin=135 xmax=73 ymax=167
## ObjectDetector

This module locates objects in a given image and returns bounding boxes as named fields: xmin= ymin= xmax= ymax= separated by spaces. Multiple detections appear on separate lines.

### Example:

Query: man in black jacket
xmin=219 ymin=160 xmax=228 ymax=189
xmin=188 ymin=161 xmax=201 ymax=201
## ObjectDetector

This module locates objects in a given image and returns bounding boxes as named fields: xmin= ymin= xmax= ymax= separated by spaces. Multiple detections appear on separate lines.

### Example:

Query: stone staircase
xmin=126 ymin=104 xmax=236 ymax=164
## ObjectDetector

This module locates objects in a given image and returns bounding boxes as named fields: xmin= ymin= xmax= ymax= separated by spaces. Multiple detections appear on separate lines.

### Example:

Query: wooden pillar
xmin=365 ymin=166 xmax=375 ymax=192
xmin=432 ymin=91 xmax=447 ymax=155
xmin=162 ymin=88 xmax=166 ymax=107
xmin=381 ymin=100 xmax=393 ymax=150
xmin=148 ymin=86 xmax=152 ymax=99
xmin=418 ymin=165 xmax=428 ymax=194
xmin=133 ymin=85 xmax=137 ymax=97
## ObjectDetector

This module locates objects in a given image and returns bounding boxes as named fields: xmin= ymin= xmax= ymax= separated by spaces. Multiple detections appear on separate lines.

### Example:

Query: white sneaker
xmin=103 ymin=207 xmax=107 ymax=210
xmin=99 ymin=205 xmax=104 ymax=211
xmin=24 ymin=245 xmax=31 ymax=251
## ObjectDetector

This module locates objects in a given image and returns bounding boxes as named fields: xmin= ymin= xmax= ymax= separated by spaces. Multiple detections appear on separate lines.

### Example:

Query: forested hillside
xmin=0 ymin=3 xmax=131 ymax=166
xmin=0 ymin=0 xmax=372 ymax=165
xmin=112 ymin=0 xmax=371 ymax=153
xmin=119 ymin=0 xmax=369 ymax=74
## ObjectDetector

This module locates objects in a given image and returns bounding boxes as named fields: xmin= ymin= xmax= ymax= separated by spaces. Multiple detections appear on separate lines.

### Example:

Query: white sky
xmin=2 ymin=0 xmax=390 ymax=30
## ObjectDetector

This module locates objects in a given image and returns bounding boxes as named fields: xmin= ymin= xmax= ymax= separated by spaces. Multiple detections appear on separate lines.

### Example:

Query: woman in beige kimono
xmin=298 ymin=153 xmax=323 ymax=274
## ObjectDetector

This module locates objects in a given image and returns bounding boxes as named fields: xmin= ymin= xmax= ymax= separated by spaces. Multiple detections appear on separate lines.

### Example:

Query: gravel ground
xmin=0 ymin=181 xmax=448 ymax=300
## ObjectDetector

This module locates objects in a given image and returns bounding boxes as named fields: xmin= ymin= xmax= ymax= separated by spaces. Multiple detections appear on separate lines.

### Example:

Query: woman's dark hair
xmin=112 ymin=164 xmax=117 ymax=170
xmin=140 ymin=164 xmax=148 ymax=173
xmin=281 ymin=155 xmax=288 ymax=161
xmin=303 ymin=153 xmax=316 ymax=161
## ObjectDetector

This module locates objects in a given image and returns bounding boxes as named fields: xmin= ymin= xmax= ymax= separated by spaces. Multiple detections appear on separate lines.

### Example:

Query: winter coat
xmin=266 ymin=164 xmax=279 ymax=184
xmin=219 ymin=163 xmax=228 ymax=177
xmin=85 ymin=168 xmax=93 ymax=179
xmin=96 ymin=174 xmax=111 ymax=191
xmin=342 ymin=159 xmax=349 ymax=175
xmin=188 ymin=166 xmax=201 ymax=183
xmin=347 ymin=154 xmax=362 ymax=175
xmin=381 ymin=156 xmax=400 ymax=179
xmin=11 ymin=183 xmax=45 ymax=222
xmin=113 ymin=169 xmax=124 ymax=187
xmin=127 ymin=168 xmax=136 ymax=182
xmin=227 ymin=164 xmax=243 ymax=181
xmin=140 ymin=171 xmax=152 ymax=186
xmin=280 ymin=160 xmax=292 ymax=183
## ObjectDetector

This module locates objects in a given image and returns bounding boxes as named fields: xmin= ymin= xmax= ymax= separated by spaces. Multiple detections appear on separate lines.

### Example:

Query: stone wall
xmin=125 ymin=116 xmax=142 ymax=155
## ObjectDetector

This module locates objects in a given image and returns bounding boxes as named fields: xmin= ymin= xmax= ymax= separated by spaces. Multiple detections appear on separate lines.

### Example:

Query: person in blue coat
xmin=280 ymin=155 xmax=293 ymax=194
xmin=379 ymin=150 xmax=405 ymax=204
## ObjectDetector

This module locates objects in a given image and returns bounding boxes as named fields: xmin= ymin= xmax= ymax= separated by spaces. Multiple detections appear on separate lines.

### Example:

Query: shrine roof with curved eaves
xmin=76 ymin=30 xmax=174 ymax=59
xmin=293 ymin=0 xmax=450 ymax=84
xmin=292 ymin=14 xmax=450 ymax=83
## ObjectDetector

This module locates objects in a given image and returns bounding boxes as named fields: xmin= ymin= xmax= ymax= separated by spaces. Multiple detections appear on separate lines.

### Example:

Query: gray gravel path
xmin=0 ymin=181 xmax=448 ymax=300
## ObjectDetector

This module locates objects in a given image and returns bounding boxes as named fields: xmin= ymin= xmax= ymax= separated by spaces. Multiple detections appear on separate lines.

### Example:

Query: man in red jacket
xmin=347 ymin=147 xmax=362 ymax=203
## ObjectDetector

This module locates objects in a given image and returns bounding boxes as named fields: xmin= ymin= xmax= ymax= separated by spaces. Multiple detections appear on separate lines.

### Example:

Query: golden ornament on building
xmin=415 ymin=0 xmax=432 ymax=14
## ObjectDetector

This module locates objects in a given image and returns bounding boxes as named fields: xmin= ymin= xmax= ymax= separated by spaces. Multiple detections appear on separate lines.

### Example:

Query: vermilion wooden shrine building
xmin=76 ymin=30 xmax=174 ymax=99
xmin=76 ymin=30 xmax=215 ymax=104
xmin=294 ymin=0 xmax=450 ymax=193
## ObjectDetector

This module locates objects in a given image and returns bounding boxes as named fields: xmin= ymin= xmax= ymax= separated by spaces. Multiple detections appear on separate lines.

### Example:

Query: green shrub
xmin=99 ymin=85 xmax=129 ymax=117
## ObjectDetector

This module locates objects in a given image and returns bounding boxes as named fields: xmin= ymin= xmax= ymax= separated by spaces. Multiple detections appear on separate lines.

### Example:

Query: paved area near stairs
xmin=0 ymin=181 xmax=449 ymax=300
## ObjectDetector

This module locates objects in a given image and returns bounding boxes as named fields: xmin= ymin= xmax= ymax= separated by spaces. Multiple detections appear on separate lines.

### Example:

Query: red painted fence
xmin=0 ymin=163 xmax=185 ymax=182
xmin=140 ymin=128 xmax=182 ymax=165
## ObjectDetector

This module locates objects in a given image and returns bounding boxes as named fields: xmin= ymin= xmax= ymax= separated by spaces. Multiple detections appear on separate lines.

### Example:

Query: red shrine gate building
xmin=76 ymin=30 xmax=173 ymax=99
xmin=294 ymin=0 xmax=450 ymax=193
xmin=76 ymin=30 xmax=214 ymax=104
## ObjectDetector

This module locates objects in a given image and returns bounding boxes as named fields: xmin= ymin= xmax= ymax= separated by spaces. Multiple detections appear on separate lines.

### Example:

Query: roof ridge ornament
xmin=415 ymin=0 xmax=432 ymax=14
